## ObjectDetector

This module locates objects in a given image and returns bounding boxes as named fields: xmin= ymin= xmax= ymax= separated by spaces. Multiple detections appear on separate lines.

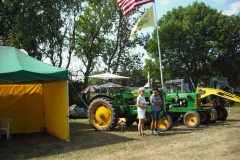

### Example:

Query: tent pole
xmin=67 ymin=81 xmax=70 ymax=142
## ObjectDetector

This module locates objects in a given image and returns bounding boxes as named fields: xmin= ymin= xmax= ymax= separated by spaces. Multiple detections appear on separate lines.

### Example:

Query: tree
xmin=38 ymin=0 xmax=85 ymax=68
xmin=1 ymin=0 xmax=46 ymax=59
xmin=101 ymin=7 xmax=147 ymax=74
xmin=0 ymin=0 xmax=84 ymax=69
xmin=145 ymin=2 xmax=238 ymax=85
xmin=212 ymin=15 xmax=240 ymax=86
xmin=75 ymin=0 xmax=114 ymax=86
xmin=75 ymin=0 xmax=146 ymax=87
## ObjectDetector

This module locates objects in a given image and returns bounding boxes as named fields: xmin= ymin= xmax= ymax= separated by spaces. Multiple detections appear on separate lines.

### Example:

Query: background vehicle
xmin=197 ymin=77 xmax=240 ymax=121
xmin=209 ymin=77 xmax=234 ymax=93
xmin=69 ymin=104 xmax=88 ymax=119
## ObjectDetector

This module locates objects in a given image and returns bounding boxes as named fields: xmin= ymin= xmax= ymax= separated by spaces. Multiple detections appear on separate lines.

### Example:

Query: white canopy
xmin=99 ymin=82 xmax=123 ymax=88
xmin=89 ymin=72 xmax=130 ymax=80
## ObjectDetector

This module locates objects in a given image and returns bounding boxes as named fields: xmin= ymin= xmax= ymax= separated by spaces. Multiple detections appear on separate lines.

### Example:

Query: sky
xmin=155 ymin=0 xmax=240 ymax=16
xmin=68 ymin=0 xmax=240 ymax=79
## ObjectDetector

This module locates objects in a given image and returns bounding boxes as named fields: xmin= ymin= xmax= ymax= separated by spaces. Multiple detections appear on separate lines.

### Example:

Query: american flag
xmin=117 ymin=0 xmax=155 ymax=16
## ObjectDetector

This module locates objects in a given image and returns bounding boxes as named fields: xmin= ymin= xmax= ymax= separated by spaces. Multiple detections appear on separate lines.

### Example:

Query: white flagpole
xmin=153 ymin=2 xmax=167 ymax=114
xmin=153 ymin=1 xmax=164 ymax=88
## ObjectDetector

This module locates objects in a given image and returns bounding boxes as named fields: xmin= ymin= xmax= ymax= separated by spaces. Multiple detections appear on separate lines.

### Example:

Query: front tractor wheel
xmin=88 ymin=98 xmax=119 ymax=131
xmin=183 ymin=111 xmax=201 ymax=128
xmin=158 ymin=114 xmax=173 ymax=131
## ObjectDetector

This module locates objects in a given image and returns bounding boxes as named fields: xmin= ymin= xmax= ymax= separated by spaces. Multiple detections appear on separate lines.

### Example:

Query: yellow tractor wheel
xmin=88 ymin=98 xmax=119 ymax=131
xmin=158 ymin=114 xmax=173 ymax=131
xmin=183 ymin=111 xmax=200 ymax=128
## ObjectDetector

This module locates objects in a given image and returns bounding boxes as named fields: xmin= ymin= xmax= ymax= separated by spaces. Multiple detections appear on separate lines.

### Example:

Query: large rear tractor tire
xmin=209 ymin=107 xmax=218 ymax=122
xmin=217 ymin=107 xmax=228 ymax=121
xmin=158 ymin=114 xmax=173 ymax=131
xmin=183 ymin=111 xmax=201 ymax=128
xmin=88 ymin=98 xmax=119 ymax=131
xmin=200 ymin=111 xmax=211 ymax=124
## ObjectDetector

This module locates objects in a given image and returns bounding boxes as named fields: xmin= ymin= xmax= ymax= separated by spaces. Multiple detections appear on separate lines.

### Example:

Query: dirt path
xmin=1 ymin=107 xmax=240 ymax=160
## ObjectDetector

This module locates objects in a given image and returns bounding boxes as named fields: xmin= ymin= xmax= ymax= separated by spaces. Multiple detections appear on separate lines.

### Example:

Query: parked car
xmin=69 ymin=104 xmax=88 ymax=119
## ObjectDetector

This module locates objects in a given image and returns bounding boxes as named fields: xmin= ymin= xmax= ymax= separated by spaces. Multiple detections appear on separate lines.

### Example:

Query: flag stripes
xmin=117 ymin=0 xmax=155 ymax=16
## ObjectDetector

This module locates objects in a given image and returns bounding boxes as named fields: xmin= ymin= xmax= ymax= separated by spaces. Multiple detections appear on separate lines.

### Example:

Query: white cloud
xmin=158 ymin=0 xmax=171 ymax=6
xmin=223 ymin=1 xmax=240 ymax=15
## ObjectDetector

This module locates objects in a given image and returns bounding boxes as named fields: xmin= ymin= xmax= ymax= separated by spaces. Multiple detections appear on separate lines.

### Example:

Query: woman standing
xmin=137 ymin=87 xmax=147 ymax=136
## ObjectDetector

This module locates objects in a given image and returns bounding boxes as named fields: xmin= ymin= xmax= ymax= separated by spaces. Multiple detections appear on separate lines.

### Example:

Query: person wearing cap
xmin=150 ymin=88 xmax=162 ymax=135
xmin=137 ymin=87 xmax=147 ymax=136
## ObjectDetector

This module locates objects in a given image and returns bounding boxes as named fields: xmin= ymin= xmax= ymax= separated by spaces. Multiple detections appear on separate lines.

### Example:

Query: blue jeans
xmin=152 ymin=111 xmax=160 ymax=121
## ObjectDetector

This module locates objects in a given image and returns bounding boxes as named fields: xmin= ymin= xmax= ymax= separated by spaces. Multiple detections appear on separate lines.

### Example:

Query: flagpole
xmin=153 ymin=2 xmax=164 ymax=88
xmin=153 ymin=2 xmax=167 ymax=114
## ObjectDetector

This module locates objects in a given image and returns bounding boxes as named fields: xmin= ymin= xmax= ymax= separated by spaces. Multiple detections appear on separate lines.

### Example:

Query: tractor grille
xmin=194 ymin=98 xmax=201 ymax=108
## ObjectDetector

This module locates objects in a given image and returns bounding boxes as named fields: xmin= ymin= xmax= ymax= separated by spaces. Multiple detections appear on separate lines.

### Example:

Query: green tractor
xmin=164 ymin=79 xmax=212 ymax=128
xmin=88 ymin=78 xmax=211 ymax=131
xmin=165 ymin=78 xmax=240 ymax=123
xmin=88 ymin=88 xmax=173 ymax=131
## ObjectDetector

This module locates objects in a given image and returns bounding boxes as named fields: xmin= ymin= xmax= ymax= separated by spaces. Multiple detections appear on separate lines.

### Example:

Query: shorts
xmin=137 ymin=110 xmax=146 ymax=119
xmin=152 ymin=111 xmax=160 ymax=121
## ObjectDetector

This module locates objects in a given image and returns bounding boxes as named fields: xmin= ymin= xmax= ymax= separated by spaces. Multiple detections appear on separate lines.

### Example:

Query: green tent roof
xmin=0 ymin=46 xmax=68 ymax=81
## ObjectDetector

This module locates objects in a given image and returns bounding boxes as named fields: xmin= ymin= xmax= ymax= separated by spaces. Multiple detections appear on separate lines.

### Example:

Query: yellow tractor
xmin=196 ymin=77 xmax=240 ymax=121
xmin=197 ymin=87 xmax=240 ymax=121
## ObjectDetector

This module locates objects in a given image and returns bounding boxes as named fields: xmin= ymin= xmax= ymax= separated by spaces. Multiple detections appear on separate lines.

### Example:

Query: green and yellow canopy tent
xmin=0 ymin=46 xmax=69 ymax=141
